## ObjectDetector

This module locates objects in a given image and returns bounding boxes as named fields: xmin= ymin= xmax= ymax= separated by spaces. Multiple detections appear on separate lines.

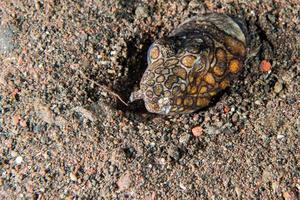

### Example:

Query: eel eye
xmin=147 ymin=45 xmax=160 ymax=64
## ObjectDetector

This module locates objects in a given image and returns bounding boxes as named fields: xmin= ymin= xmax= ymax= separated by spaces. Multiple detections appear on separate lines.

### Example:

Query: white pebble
xmin=10 ymin=151 xmax=18 ymax=157
xmin=179 ymin=182 xmax=187 ymax=190
xmin=70 ymin=172 xmax=78 ymax=181
xmin=277 ymin=134 xmax=285 ymax=140
xmin=15 ymin=156 xmax=23 ymax=165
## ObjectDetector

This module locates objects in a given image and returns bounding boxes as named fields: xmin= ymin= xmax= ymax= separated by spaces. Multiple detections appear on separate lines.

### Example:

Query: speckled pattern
xmin=131 ymin=13 xmax=247 ymax=115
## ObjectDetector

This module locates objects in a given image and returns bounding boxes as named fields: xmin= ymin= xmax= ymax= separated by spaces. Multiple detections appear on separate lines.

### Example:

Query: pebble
xmin=191 ymin=126 xmax=203 ymax=137
xmin=184 ymin=124 xmax=189 ymax=129
xmin=283 ymin=191 xmax=294 ymax=200
xmin=65 ymin=196 xmax=73 ymax=200
xmin=267 ymin=13 xmax=276 ymax=24
xmin=260 ymin=60 xmax=272 ymax=72
xmin=271 ymin=181 xmax=279 ymax=194
xmin=189 ymin=0 xmax=203 ymax=9
xmin=206 ymin=125 xmax=218 ymax=135
xmin=192 ymin=114 xmax=199 ymax=121
xmin=179 ymin=133 xmax=190 ymax=144
xmin=179 ymin=182 xmax=187 ymax=190
xmin=274 ymin=81 xmax=283 ymax=93
xmin=231 ymin=113 xmax=239 ymax=123
xmin=0 ymin=24 xmax=15 ymax=54
xmin=15 ymin=156 xmax=23 ymax=165
xmin=70 ymin=172 xmax=78 ymax=182
xmin=12 ymin=114 xmax=20 ymax=126
xmin=135 ymin=5 xmax=149 ymax=19
xmin=11 ymin=150 xmax=18 ymax=157
xmin=254 ymin=100 xmax=262 ymax=105
xmin=223 ymin=105 xmax=230 ymax=113
xmin=34 ymin=102 xmax=55 ymax=124
xmin=117 ymin=172 xmax=131 ymax=191
xmin=277 ymin=134 xmax=285 ymax=140
xmin=159 ymin=158 xmax=166 ymax=166
xmin=235 ymin=186 xmax=241 ymax=199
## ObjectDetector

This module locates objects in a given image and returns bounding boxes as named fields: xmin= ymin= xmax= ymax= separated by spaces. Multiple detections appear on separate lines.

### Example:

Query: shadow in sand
xmin=114 ymin=34 xmax=153 ymax=114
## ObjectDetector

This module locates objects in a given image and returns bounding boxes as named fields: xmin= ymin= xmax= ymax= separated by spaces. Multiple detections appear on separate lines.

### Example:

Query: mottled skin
xmin=130 ymin=13 xmax=247 ymax=115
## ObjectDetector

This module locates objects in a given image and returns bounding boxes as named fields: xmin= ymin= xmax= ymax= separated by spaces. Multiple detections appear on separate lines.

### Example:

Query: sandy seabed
xmin=0 ymin=0 xmax=299 ymax=199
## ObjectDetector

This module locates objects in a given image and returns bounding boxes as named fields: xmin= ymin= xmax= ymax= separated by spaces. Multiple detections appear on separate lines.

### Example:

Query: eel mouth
xmin=129 ymin=90 xmax=144 ymax=102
